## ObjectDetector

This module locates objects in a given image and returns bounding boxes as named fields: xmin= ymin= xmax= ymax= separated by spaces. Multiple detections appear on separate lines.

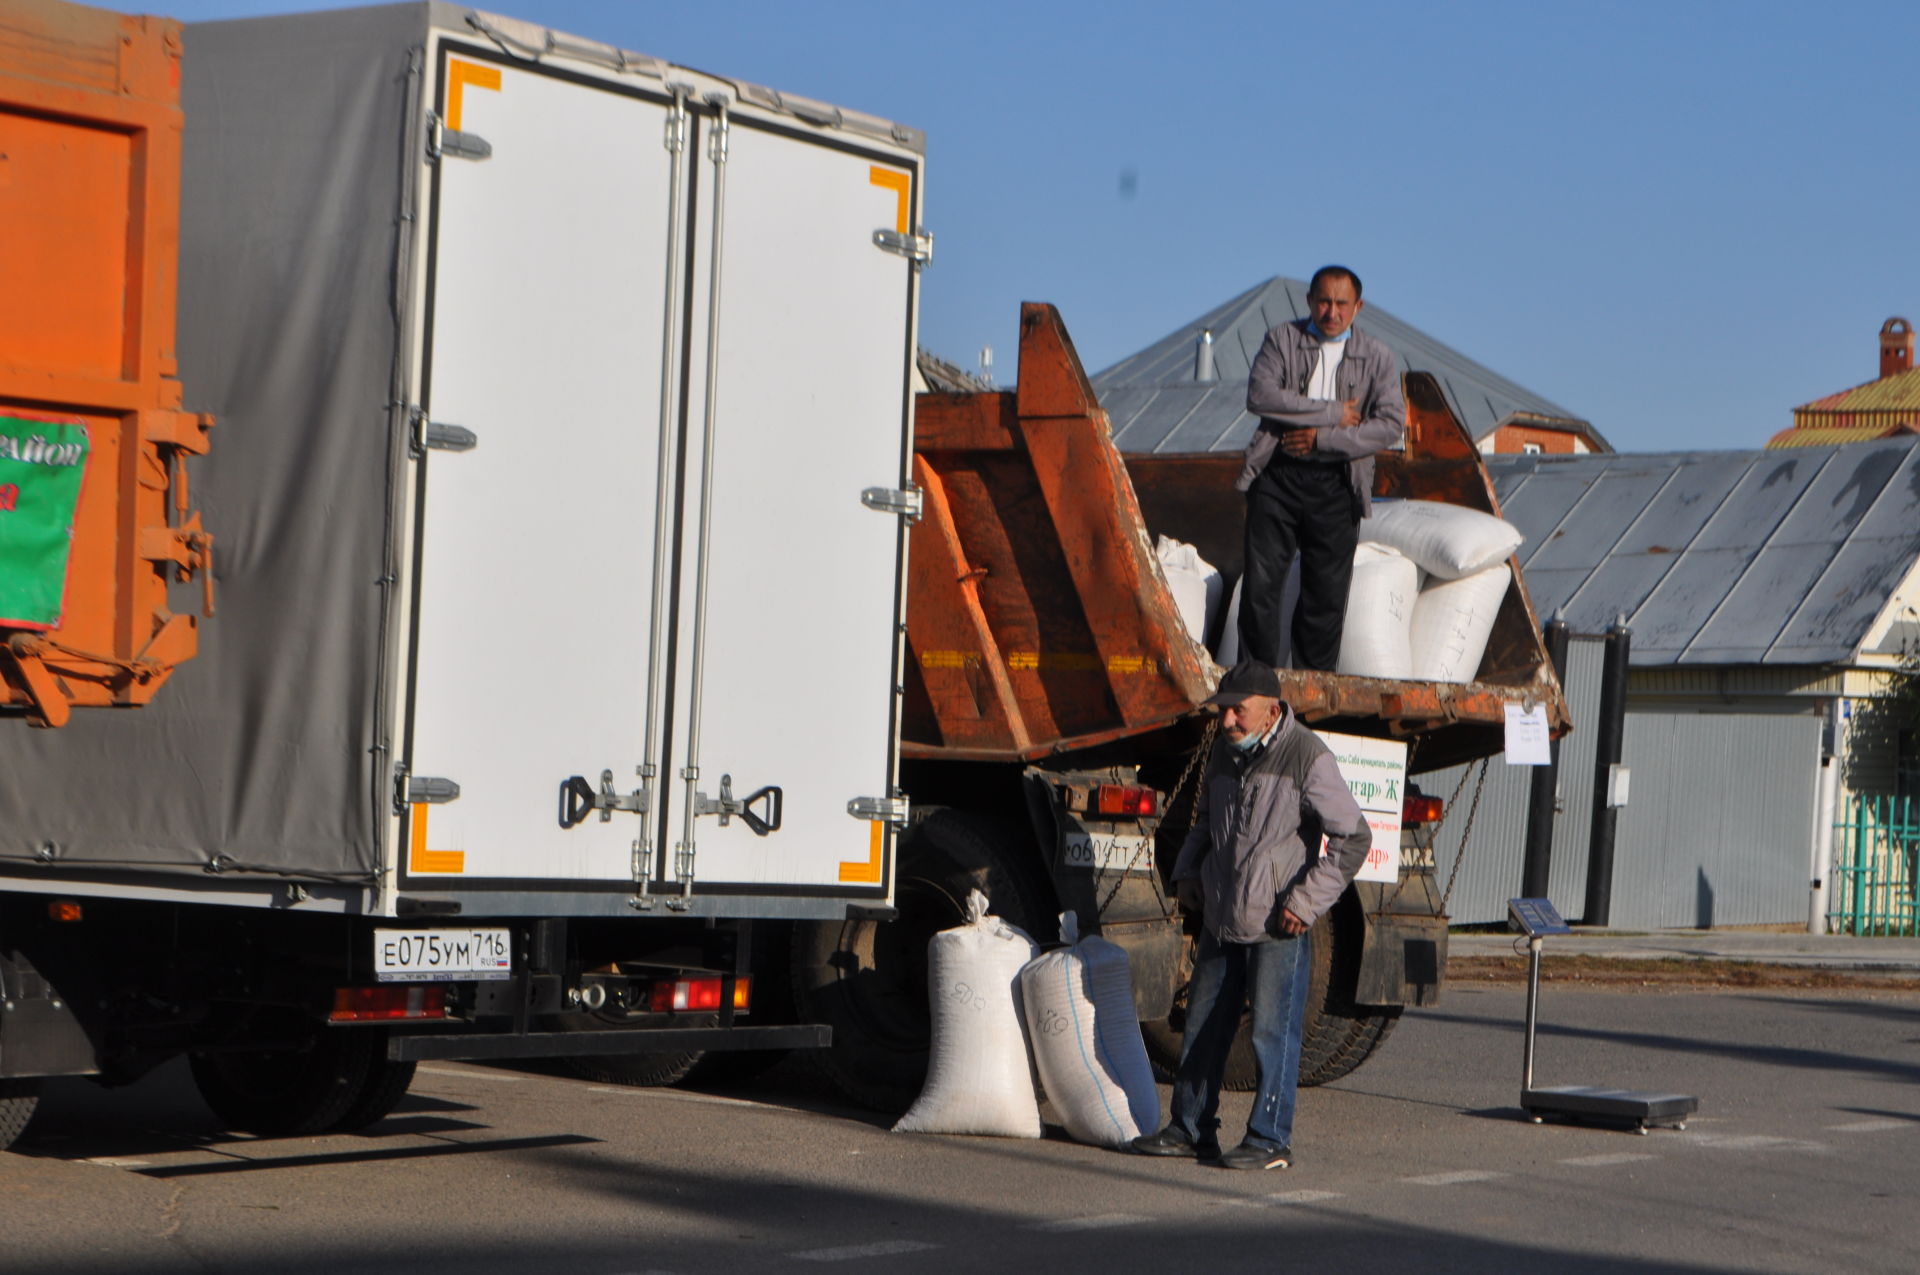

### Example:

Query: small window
xmin=1522 ymin=442 xmax=1543 ymax=454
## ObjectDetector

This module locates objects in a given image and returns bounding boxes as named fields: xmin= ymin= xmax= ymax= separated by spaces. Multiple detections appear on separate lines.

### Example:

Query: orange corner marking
xmin=869 ymin=166 xmax=910 ymax=234
xmin=446 ymin=60 xmax=502 ymax=132
xmin=409 ymin=803 xmax=466 ymax=874
xmin=837 ymin=819 xmax=885 ymax=884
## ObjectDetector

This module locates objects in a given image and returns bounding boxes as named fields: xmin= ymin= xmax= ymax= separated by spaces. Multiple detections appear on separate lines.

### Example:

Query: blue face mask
xmin=1230 ymin=728 xmax=1265 ymax=753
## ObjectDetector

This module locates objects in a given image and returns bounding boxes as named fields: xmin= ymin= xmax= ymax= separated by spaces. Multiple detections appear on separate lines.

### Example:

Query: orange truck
xmin=789 ymin=304 xmax=1569 ymax=1109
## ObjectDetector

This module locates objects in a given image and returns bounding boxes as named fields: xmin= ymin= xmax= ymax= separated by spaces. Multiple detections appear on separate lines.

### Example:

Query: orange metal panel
xmin=0 ymin=2 xmax=207 ymax=725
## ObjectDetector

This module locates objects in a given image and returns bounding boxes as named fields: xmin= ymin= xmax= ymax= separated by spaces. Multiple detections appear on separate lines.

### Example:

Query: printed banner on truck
xmin=0 ymin=414 xmax=91 ymax=630
xmin=1317 ymin=730 xmax=1407 ymax=884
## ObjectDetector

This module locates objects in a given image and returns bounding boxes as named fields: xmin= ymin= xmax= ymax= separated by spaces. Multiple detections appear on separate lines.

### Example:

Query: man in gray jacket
xmin=1238 ymin=266 xmax=1405 ymax=671
xmin=1132 ymin=660 xmax=1372 ymax=1170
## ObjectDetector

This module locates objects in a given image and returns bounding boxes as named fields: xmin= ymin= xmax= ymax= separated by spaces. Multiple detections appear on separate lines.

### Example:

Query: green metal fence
xmin=1830 ymin=794 xmax=1920 ymax=936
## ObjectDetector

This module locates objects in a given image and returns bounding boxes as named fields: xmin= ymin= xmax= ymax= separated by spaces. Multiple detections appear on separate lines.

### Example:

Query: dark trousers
xmin=1239 ymin=461 xmax=1358 ymax=672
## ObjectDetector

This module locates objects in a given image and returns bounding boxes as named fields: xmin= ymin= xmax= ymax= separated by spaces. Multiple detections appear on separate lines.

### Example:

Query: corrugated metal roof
xmin=1486 ymin=438 xmax=1920 ymax=665
xmin=1092 ymin=275 xmax=1599 ymax=454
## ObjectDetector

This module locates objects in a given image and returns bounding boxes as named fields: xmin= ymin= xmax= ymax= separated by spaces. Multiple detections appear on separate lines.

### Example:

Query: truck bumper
xmin=387 ymin=1023 xmax=830 ymax=1062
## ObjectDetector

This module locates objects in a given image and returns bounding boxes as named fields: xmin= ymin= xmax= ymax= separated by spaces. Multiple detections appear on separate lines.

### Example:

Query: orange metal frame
xmin=0 ymin=2 xmax=212 ymax=726
xmin=903 ymin=304 xmax=1568 ymax=772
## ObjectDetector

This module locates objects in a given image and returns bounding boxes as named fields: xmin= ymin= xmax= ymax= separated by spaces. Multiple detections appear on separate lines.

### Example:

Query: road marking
xmin=1404 ymin=1170 xmax=1507 ymax=1186
xmin=1686 ymin=1134 xmax=1822 ymax=1151
xmin=790 ymin=1240 xmax=939 ymax=1262
xmin=1827 ymin=1119 xmax=1910 ymax=1133
xmin=81 ymin=1157 xmax=154 ymax=1168
xmin=1560 ymin=1153 xmax=1656 ymax=1167
xmin=1027 ymin=1214 xmax=1148 ymax=1232
xmin=1218 ymin=1189 xmax=1343 ymax=1208
xmin=417 ymin=1065 xmax=520 ymax=1084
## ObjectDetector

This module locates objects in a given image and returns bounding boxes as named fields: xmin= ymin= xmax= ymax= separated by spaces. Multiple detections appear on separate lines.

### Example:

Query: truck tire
xmin=329 ymin=1056 xmax=417 ymax=1132
xmin=791 ymin=808 xmax=1050 ymax=1112
xmin=0 ymin=1078 xmax=41 ymax=1151
xmin=190 ymin=1029 xmax=385 ymax=1137
xmin=1139 ymin=901 xmax=1399 ymax=1091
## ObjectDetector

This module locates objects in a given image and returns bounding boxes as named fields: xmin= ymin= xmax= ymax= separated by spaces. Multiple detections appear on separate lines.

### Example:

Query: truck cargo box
xmin=0 ymin=3 xmax=924 ymax=920
xmin=904 ymin=303 xmax=1568 ymax=775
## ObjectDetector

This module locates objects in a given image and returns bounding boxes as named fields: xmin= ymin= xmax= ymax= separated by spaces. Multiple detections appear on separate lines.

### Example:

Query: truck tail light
xmin=646 ymin=975 xmax=751 ymax=1013
xmin=331 ymin=985 xmax=448 ymax=1022
xmin=1402 ymin=792 xmax=1444 ymax=827
xmin=1095 ymin=785 xmax=1158 ymax=817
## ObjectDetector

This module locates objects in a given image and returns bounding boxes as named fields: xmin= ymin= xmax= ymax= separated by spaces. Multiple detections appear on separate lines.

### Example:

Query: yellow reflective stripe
xmin=447 ymin=59 xmax=502 ymax=132
xmin=838 ymin=819 xmax=885 ymax=884
xmin=869 ymin=166 xmax=910 ymax=234
xmin=408 ymin=804 xmax=465 ymax=874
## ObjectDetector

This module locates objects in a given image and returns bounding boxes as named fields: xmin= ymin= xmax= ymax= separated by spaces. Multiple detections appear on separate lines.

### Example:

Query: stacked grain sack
xmin=1210 ymin=500 xmax=1521 ymax=683
xmin=1361 ymin=500 xmax=1521 ymax=683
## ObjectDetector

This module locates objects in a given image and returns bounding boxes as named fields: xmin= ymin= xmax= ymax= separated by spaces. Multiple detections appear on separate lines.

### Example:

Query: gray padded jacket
xmin=1171 ymin=706 xmax=1372 ymax=943
xmin=1238 ymin=320 xmax=1405 ymax=520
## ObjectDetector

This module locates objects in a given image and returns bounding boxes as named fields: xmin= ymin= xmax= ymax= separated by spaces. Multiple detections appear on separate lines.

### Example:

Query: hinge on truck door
xmin=558 ymin=769 xmax=649 ymax=830
xmin=427 ymin=111 xmax=492 ymax=162
xmin=847 ymin=795 xmax=910 ymax=825
xmin=407 ymin=407 xmax=477 ymax=458
xmin=872 ymin=227 xmax=933 ymax=265
xmin=861 ymin=485 xmax=923 ymax=522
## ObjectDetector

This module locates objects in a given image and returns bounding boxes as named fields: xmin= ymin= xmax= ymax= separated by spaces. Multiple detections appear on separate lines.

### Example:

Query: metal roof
xmin=1486 ymin=437 xmax=1920 ymax=665
xmin=1092 ymin=275 xmax=1598 ymax=454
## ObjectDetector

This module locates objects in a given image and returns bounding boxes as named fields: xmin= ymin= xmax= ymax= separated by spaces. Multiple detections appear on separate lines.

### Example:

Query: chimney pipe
xmin=1194 ymin=328 xmax=1215 ymax=382
xmin=1881 ymin=317 xmax=1913 ymax=380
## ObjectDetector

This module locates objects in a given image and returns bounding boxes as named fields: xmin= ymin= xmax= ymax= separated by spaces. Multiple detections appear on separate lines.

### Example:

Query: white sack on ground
xmin=1155 ymin=535 xmax=1223 ymax=648
xmin=1336 ymin=542 xmax=1418 ymax=679
xmin=892 ymin=889 xmax=1042 ymax=1138
xmin=1410 ymin=563 xmax=1510 ymax=683
xmin=1018 ymin=912 xmax=1160 ymax=1147
xmin=1360 ymin=499 xmax=1522 ymax=581
xmin=1213 ymin=556 xmax=1299 ymax=668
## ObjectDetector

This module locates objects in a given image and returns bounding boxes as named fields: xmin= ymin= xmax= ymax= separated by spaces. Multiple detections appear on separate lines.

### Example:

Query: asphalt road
xmin=3 ymin=985 xmax=1916 ymax=1275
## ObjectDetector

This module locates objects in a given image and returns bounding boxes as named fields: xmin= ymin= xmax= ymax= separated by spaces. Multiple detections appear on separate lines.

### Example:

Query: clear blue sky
xmin=98 ymin=0 xmax=1920 ymax=452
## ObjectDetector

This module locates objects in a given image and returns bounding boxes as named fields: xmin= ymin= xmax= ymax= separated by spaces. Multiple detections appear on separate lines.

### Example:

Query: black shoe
xmin=1130 ymin=1126 xmax=1221 ymax=1159
xmin=1219 ymin=1140 xmax=1292 ymax=1171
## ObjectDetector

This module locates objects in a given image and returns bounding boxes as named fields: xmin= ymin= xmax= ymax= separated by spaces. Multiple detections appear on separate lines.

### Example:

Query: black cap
xmin=1205 ymin=660 xmax=1283 ymax=707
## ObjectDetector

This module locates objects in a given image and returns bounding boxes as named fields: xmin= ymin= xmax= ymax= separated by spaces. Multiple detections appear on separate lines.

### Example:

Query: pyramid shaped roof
xmin=1092 ymin=276 xmax=1598 ymax=454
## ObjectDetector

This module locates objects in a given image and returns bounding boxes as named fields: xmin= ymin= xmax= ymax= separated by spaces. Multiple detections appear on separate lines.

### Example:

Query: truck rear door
xmin=398 ymin=37 xmax=919 ymax=916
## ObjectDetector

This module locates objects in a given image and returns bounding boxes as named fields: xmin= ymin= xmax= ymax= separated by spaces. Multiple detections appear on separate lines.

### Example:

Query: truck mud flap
xmin=1354 ymin=912 xmax=1448 ymax=1008
xmin=386 ymin=1024 xmax=829 ymax=1063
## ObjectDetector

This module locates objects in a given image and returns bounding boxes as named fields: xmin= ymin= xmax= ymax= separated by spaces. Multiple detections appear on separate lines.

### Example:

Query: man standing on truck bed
xmin=1237 ymin=266 xmax=1405 ymax=671
xmin=1132 ymin=660 xmax=1371 ymax=1170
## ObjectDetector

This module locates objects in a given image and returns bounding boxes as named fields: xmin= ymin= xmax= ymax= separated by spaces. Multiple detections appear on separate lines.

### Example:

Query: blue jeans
xmin=1168 ymin=927 xmax=1311 ymax=1150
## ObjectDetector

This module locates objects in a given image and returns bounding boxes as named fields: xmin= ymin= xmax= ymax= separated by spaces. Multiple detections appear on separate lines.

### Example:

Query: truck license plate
xmin=1062 ymin=830 xmax=1155 ymax=873
xmin=373 ymin=928 xmax=512 ymax=982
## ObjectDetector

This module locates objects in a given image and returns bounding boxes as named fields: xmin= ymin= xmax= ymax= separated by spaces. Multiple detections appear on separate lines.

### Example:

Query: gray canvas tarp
xmin=0 ymin=4 xmax=430 ymax=885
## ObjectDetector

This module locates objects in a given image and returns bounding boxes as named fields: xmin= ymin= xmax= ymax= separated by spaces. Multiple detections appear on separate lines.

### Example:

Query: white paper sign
xmin=1317 ymin=730 xmax=1408 ymax=884
xmin=1503 ymin=703 xmax=1551 ymax=766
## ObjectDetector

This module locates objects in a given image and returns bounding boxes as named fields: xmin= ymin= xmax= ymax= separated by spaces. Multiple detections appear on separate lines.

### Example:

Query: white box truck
xmin=0 ymin=1 xmax=925 ymax=1144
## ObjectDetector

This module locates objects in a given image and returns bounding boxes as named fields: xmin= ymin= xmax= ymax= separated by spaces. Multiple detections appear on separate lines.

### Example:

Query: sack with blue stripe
xmin=1017 ymin=911 xmax=1159 ymax=1147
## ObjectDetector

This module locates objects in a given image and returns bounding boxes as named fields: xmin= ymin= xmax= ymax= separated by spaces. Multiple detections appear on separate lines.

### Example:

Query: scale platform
xmin=1523 ymin=1085 xmax=1697 ymax=1134
xmin=1508 ymin=898 xmax=1699 ymax=1136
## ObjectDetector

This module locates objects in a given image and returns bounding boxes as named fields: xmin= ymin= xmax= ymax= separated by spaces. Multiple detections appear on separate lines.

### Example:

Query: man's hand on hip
xmin=1279 ymin=426 xmax=1317 ymax=457
xmin=1278 ymin=906 xmax=1309 ymax=937
xmin=1176 ymin=878 xmax=1204 ymax=915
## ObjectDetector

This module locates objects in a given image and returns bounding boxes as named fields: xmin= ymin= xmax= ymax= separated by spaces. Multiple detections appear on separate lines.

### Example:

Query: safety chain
xmin=1378 ymin=754 xmax=1489 ymax=914
xmin=1096 ymin=716 xmax=1217 ymax=919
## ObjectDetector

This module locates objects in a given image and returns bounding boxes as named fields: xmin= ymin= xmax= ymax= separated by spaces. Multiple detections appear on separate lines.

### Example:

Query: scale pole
xmin=1523 ymin=935 xmax=1543 ymax=1092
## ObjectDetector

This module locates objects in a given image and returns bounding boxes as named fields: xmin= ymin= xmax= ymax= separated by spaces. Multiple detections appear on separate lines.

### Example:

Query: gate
xmin=1829 ymin=794 xmax=1920 ymax=936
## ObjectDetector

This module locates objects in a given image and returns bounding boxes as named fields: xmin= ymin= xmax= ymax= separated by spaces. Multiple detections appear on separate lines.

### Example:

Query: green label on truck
xmin=0 ymin=415 xmax=91 ymax=630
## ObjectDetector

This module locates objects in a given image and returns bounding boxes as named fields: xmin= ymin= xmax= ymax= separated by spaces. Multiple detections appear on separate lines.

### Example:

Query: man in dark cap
xmin=1131 ymin=660 xmax=1372 ymax=1170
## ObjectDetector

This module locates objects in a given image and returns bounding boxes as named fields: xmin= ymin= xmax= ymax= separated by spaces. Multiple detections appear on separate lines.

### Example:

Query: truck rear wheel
xmin=791 ymin=808 xmax=1049 ymax=1112
xmin=0 ymin=1078 xmax=41 ymax=1151
xmin=1139 ymin=901 xmax=1400 ymax=1090
xmin=190 ymin=1029 xmax=402 ymax=1137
